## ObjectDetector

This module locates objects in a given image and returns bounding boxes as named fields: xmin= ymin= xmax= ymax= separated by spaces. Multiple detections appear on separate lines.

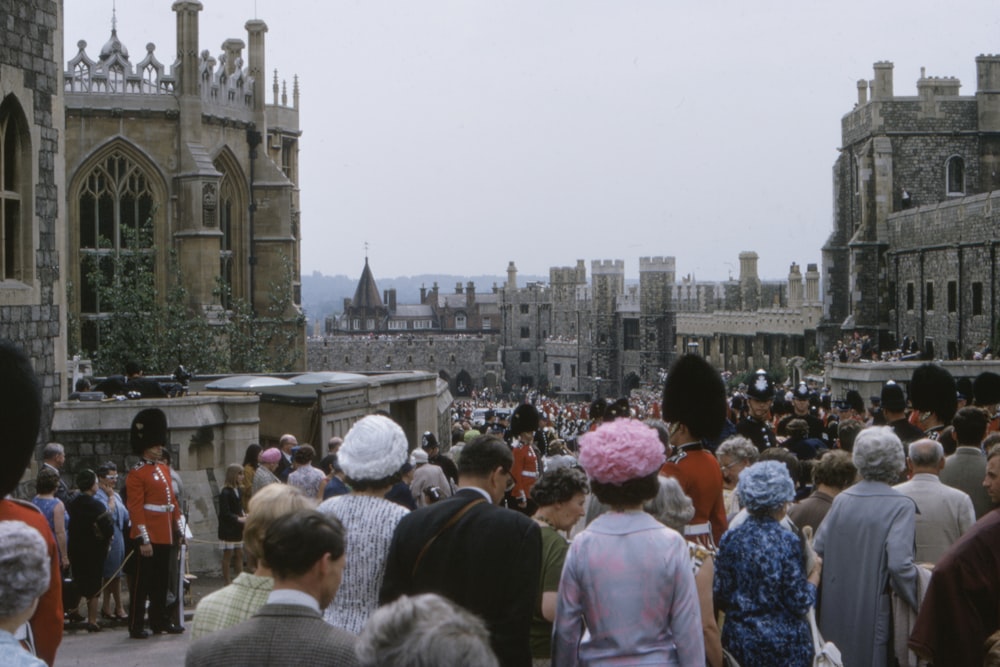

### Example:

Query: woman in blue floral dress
xmin=714 ymin=460 xmax=821 ymax=667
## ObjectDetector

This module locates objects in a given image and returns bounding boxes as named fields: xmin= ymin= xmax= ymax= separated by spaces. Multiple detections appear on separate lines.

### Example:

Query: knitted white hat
xmin=338 ymin=415 xmax=409 ymax=481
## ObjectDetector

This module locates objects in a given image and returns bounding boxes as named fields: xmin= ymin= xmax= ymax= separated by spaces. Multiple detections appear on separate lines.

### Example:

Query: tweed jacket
xmin=940 ymin=447 xmax=995 ymax=519
xmin=894 ymin=472 xmax=975 ymax=564
xmin=185 ymin=603 xmax=359 ymax=667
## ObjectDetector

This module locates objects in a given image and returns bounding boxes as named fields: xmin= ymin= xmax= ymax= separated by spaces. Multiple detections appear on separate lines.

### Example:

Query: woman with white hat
xmin=317 ymin=415 xmax=411 ymax=634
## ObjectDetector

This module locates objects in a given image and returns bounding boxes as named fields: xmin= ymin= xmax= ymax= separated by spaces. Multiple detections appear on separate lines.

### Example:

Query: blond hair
xmin=243 ymin=484 xmax=316 ymax=561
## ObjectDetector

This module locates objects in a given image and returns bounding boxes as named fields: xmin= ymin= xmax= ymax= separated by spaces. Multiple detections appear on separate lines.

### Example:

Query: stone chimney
xmin=466 ymin=281 xmax=475 ymax=308
xmin=507 ymin=261 xmax=518 ymax=289
xmin=873 ymin=61 xmax=894 ymax=100
xmin=857 ymin=79 xmax=868 ymax=106
xmin=788 ymin=262 xmax=803 ymax=309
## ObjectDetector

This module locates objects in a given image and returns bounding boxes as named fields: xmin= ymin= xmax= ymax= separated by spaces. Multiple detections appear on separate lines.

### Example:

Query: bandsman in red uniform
xmin=0 ymin=341 xmax=62 ymax=665
xmin=660 ymin=354 xmax=729 ymax=547
xmin=126 ymin=408 xmax=184 ymax=638
xmin=507 ymin=403 xmax=540 ymax=514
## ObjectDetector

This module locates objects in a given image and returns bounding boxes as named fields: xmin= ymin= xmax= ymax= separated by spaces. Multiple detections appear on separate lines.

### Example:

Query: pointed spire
xmin=293 ymin=75 xmax=299 ymax=110
xmin=272 ymin=69 xmax=279 ymax=105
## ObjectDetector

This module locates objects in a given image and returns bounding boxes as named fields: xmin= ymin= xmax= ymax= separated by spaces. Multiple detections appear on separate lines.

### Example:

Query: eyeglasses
xmin=102 ymin=475 xmax=119 ymax=481
xmin=719 ymin=460 xmax=740 ymax=471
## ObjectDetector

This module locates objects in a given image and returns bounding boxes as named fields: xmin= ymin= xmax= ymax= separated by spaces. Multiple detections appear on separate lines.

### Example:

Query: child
xmin=218 ymin=465 xmax=246 ymax=584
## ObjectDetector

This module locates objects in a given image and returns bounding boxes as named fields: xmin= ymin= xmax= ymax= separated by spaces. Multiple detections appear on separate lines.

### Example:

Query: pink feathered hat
xmin=578 ymin=419 xmax=666 ymax=485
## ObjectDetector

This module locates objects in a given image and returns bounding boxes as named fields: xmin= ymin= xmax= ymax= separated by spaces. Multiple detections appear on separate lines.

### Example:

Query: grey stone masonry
xmin=0 ymin=0 xmax=65 ymax=450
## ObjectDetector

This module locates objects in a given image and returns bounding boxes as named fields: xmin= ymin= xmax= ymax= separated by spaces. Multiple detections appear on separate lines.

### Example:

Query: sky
xmin=63 ymin=1 xmax=1000 ymax=282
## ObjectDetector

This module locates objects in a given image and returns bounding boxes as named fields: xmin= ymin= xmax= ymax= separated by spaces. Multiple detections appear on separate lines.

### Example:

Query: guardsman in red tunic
xmin=507 ymin=404 xmax=540 ymax=514
xmin=0 ymin=341 xmax=62 ymax=665
xmin=660 ymin=354 xmax=730 ymax=547
xmin=126 ymin=408 xmax=184 ymax=638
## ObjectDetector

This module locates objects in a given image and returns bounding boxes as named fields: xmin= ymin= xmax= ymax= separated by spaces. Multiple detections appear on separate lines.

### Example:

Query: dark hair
xmin=97 ymin=462 xmax=118 ymax=478
xmin=243 ymin=443 xmax=263 ymax=468
xmin=75 ymin=469 xmax=97 ymax=491
xmin=293 ymin=444 xmax=316 ymax=465
xmin=74 ymin=377 xmax=91 ymax=392
xmin=0 ymin=341 xmax=41 ymax=497
xmin=812 ymin=449 xmax=856 ymax=489
xmin=759 ymin=447 xmax=801 ymax=486
xmin=457 ymin=435 xmax=513 ymax=478
xmin=35 ymin=468 xmax=60 ymax=495
xmin=531 ymin=467 xmax=589 ymax=506
xmin=953 ymin=406 xmax=989 ymax=446
xmin=345 ymin=471 xmax=402 ymax=492
xmin=589 ymin=472 xmax=659 ymax=507
xmin=262 ymin=509 xmax=346 ymax=580
xmin=125 ymin=361 xmax=142 ymax=376
xmin=837 ymin=419 xmax=864 ymax=453
xmin=319 ymin=454 xmax=338 ymax=476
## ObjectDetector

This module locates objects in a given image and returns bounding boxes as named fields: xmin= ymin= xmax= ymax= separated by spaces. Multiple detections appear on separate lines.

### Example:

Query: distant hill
xmin=300 ymin=270 xmax=548 ymax=327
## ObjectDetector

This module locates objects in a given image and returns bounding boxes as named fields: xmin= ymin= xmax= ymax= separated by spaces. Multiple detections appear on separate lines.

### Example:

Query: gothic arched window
xmin=947 ymin=156 xmax=965 ymax=195
xmin=77 ymin=150 xmax=156 ymax=351
xmin=0 ymin=96 xmax=32 ymax=283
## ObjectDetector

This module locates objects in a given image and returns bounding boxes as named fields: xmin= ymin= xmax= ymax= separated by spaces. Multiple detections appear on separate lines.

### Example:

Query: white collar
xmin=267 ymin=588 xmax=320 ymax=612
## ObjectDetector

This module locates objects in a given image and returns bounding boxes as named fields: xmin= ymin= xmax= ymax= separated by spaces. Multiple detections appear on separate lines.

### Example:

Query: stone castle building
xmin=0 ymin=0 xmax=66 ymax=442
xmin=315 ymin=252 xmax=817 ymax=397
xmin=823 ymin=57 xmax=1000 ymax=358
xmin=64 ymin=2 xmax=304 ymax=364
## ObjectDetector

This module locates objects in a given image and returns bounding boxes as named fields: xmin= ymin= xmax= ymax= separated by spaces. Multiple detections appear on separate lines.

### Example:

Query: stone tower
xmin=591 ymin=260 xmax=624 ymax=396
xmin=639 ymin=256 xmax=676 ymax=379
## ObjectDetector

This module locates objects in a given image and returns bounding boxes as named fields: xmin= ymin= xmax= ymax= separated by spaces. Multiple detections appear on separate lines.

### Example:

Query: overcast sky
xmin=64 ymin=1 xmax=1000 ymax=282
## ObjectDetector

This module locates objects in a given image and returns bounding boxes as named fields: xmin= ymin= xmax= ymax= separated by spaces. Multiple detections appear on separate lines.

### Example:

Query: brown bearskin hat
xmin=974 ymin=372 xmax=1000 ymax=406
xmin=510 ymin=404 xmax=540 ymax=436
xmin=661 ymin=354 xmax=727 ymax=440
xmin=908 ymin=363 xmax=957 ymax=424
xmin=130 ymin=408 xmax=168 ymax=455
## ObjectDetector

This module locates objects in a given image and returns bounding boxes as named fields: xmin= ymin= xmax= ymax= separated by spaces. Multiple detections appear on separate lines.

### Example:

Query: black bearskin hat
xmin=845 ymin=390 xmax=865 ymax=414
xmin=957 ymin=377 xmax=974 ymax=403
xmin=130 ymin=408 xmax=168 ymax=455
xmin=510 ymin=404 xmax=540 ymax=436
xmin=908 ymin=363 xmax=957 ymax=424
xmin=745 ymin=369 xmax=775 ymax=401
xmin=661 ymin=354 xmax=727 ymax=440
xmin=974 ymin=372 xmax=1000 ymax=406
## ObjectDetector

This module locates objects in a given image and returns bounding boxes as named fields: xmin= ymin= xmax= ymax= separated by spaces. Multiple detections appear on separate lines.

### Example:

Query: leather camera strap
xmin=411 ymin=497 xmax=486 ymax=578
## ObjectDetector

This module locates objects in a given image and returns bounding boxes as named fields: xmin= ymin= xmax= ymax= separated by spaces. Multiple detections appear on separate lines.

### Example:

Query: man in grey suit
xmin=894 ymin=439 xmax=976 ymax=563
xmin=941 ymin=407 xmax=996 ymax=518
xmin=186 ymin=510 xmax=359 ymax=667
xmin=380 ymin=434 xmax=541 ymax=667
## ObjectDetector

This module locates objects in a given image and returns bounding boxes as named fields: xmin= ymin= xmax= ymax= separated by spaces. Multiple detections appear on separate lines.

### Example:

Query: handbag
xmin=808 ymin=607 xmax=843 ymax=667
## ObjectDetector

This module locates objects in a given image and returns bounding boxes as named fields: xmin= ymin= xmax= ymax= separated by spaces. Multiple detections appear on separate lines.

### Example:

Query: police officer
xmin=776 ymin=382 xmax=825 ymax=441
xmin=126 ymin=408 xmax=184 ymax=638
xmin=736 ymin=369 xmax=779 ymax=452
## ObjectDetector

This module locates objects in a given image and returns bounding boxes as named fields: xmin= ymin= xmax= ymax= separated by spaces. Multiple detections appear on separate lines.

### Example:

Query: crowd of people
xmin=4 ymin=331 xmax=1000 ymax=666
xmin=188 ymin=356 xmax=999 ymax=665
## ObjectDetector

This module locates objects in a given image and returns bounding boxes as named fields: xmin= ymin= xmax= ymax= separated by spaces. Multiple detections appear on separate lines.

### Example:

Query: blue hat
xmin=736 ymin=460 xmax=795 ymax=513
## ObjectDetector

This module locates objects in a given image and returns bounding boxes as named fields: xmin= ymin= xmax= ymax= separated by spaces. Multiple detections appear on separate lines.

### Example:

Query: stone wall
xmin=307 ymin=335 xmax=492 ymax=392
xmin=0 ymin=0 xmax=65 ymax=447
xmin=885 ymin=191 xmax=1000 ymax=356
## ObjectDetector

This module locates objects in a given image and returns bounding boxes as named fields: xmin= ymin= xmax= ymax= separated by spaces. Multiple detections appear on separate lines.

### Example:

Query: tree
xmin=73 ymin=221 xmax=304 ymax=376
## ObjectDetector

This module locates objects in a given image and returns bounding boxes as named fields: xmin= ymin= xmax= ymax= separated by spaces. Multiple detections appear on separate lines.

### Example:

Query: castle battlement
xmin=591 ymin=259 xmax=625 ymax=275
xmin=639 ymin=256 xmax=675 ymax=272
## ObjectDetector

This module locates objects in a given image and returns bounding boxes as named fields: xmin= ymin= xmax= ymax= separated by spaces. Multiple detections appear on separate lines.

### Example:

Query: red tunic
xmin=0 ymin=498 xmax=63 ymax=666
xmin=127 ymin=460 xmax=182 ymax=545
xmin=660 ymin=444 xmax=728 ymax=546
xmin=509 ymin=442 xmax=539 ymax=505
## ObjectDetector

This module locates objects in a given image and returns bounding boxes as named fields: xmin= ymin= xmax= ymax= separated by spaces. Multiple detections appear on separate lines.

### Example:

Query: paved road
xmin=53 ymin=575 xmax=224 ymax=666
xmin=55 ymin=624 xmax=191 ymax=666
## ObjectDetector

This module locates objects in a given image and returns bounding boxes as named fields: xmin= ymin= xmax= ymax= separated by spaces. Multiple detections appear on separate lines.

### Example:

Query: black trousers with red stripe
xmin=128 ymin=541 xmax=171 ymax=634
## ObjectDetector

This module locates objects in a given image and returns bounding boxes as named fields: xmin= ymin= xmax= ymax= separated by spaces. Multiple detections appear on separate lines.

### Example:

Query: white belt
xmin=684 ymin=522 xmax=710 ymax=536
xmin=144 ymin=503 xmax=175 ymax=512
xmin=521 ymin=471 xmax=538 ymax=478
